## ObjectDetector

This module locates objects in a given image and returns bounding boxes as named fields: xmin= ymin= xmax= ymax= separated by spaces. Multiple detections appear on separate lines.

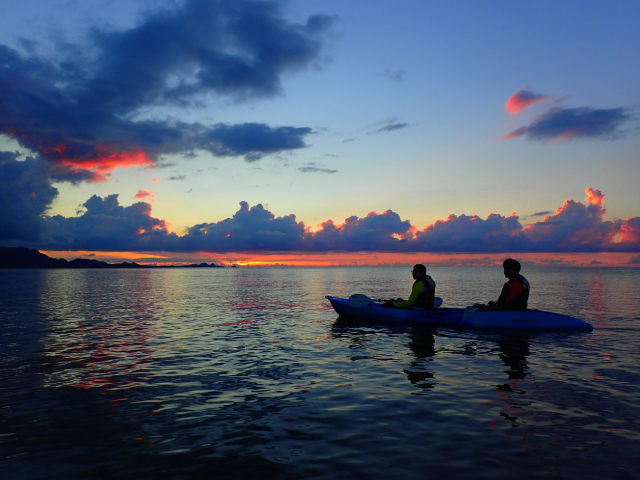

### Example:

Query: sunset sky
xmin=1 ymin=0 xmax=639 ymax=266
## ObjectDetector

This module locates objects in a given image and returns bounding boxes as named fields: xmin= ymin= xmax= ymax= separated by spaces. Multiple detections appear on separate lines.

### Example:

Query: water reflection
xmin=330 ymin=316 xmax=400 ymax=361
xmin=35 ymin=270 xmax=159 ymax=390
xmin=1 ymin=269 xmax=314 ymax=476
xmin=489 ymin=335 xmax=534 ymax=434
xmin=403 ymin=330 xmax=436 ymax=391
xmin=330 ymin=318 xmax=440 ymax=390
xmin=330 ymin=317 xmax=535 ymax=396
xmin=497 ymin=335 xmax=531 ymax=381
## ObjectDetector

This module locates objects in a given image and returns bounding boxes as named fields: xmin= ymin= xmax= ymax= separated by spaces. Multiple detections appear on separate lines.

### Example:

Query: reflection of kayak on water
xmin=325 ymin=295 xmax=593 ymax=331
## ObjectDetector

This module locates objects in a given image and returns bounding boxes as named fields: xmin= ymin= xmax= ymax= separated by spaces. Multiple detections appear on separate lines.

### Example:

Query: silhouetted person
xmin=476 ymin=258 xmax=530 ymax=311
xmin=383 ymin=264 xmax=436 ymax=310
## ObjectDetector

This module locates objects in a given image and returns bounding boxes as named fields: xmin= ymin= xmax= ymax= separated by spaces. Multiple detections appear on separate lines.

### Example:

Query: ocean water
xmin=1 ymin=266 xmax=639 ymax=480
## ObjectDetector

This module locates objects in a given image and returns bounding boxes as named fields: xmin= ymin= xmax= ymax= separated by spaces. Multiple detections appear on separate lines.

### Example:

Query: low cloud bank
xmin=2 ymin=154 xmax=638 ymax=255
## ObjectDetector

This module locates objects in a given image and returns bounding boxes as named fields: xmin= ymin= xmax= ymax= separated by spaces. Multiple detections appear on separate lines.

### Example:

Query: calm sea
xmin=1 ymin=266 xmax=639 ymax=480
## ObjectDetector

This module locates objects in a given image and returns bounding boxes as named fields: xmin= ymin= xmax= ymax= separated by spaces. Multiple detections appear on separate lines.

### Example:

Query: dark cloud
xmin=504 ymin=107 xmax=632 ymax=141
xmin=383 ymin=69 xmax=405 ymax=82
xmin=372 ymin=123 xmax=409 ymax=134
xmin=298 ymin=163 xmax=337 ymax=174
xmin=306 ymin=14 xmax=337 ymax=34
xmin=0 ymin=153 xmax=58 ymax=242
xmin=201 ymin=123 xmax=313 ymax=161
xmin=414 ymin=213 xmax=526 ymax=252
xmin=530 ymin=211 xmax=552 ymax=217
xmin=182 ymin=201 xmax=306 ymax=251
xmin=0 ymin=0 xmax=333 ymax=181
xmin=80 ymin=0 xmax=334 ymax=107
xmin=43 ymin=194 xmax=180 ymax=251
xmin=307 ymin=210 xmax=413 ymax=251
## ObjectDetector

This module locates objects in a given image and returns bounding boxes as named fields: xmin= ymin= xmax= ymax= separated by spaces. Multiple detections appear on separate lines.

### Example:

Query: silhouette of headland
xmin=0 ymin=247 xmax=225 ymax=269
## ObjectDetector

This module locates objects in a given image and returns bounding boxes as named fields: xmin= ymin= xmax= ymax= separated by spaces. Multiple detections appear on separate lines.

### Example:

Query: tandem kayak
xmin=325 ymin=295 xmax=593 ymax=331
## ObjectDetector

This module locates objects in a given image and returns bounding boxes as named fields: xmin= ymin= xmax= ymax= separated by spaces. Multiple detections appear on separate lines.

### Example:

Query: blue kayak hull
xmin=325 ymin=296 xmax=593 ymax=331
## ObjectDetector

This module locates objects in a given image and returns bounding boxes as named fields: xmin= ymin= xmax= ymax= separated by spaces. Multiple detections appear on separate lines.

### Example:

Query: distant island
xmin=0 ymin=247 xmax=225 ymax=269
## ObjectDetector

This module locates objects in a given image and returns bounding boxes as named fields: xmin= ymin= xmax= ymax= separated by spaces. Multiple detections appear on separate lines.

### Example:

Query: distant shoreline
xmin=0 ymin=247 xmax=227 ymax=269
xmin=2 ymin=246 xmax=638 ymax=269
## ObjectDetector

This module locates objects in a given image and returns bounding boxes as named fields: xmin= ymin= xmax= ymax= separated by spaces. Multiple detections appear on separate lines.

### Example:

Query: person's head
xmin=503 ymin=258 xmax=521 ymax=278
xmin=412 ymin=264 xmax=426 ymax=279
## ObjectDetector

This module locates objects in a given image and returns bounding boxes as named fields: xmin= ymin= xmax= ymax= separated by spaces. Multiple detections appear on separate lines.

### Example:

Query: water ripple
xmin=1 ymin=267 xmax=640 ymax=479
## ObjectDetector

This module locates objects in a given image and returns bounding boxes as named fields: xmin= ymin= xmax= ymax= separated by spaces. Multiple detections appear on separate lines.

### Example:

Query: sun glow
xmin=37 ymin=251 xmax=640 ymax=267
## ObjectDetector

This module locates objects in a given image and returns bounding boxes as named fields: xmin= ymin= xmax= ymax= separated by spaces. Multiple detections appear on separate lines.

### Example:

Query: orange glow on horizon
xmin=38 ymin=251 xmax=640 ymax=267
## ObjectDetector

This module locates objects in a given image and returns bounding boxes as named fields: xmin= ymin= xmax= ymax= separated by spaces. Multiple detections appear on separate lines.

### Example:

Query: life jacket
xmin=413 ymin=275 xmax=436 ymax=310
xmin=497 ymin=274 xmax=530 ymax=310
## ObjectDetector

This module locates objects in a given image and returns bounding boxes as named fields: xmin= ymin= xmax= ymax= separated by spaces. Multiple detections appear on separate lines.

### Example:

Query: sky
xmin=1 ymin=0 xmax=639 ymax=266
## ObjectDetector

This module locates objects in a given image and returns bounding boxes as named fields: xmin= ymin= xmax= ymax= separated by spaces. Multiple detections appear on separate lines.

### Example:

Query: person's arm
xmin=393 ymin=282 xmax=423 ymax=308
xmin=496 ymin=296 xmax=516 ymax=311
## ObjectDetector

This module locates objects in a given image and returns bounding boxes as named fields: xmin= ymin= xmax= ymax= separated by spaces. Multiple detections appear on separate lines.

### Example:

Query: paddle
xmin=349 ymin=294 xmax=373 ymax=307
xmin=462 ymin=305 xmax=476 ymax=321
xmin=348 ymin=294 xmax=444 ymax=309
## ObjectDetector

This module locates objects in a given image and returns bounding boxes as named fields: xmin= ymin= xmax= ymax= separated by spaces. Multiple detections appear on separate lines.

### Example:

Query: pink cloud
xmin=617 ymin=217 xmax=640 ymax=244
xmin=521 ymin=188 xmax=627 ymax=251
xmin=504 ymin=89 xmax=552 ymax=115
xmin=585 ymin=187 xmax=605 ymax=207
xmin=134 ymin=190 xmax=156 ymax=202
xmin=51 ymin=148 xmax=153 ymax=183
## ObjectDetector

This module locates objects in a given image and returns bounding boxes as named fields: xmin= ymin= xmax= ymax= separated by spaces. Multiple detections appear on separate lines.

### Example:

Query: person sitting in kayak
xmin=383 ymin=264 xmax=436 ymax=310
xmin=476 ymin=258 xmax=530 ymax=311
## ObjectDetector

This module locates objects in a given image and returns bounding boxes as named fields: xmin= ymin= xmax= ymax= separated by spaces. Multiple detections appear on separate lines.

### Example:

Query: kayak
xmin=325 ymin=295 xmax=593 ymax=331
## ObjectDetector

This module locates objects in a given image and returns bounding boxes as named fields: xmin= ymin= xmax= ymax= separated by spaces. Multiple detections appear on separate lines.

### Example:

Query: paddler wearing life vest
xmin=384 ymin=264 xmax=436 ymax=310
xmin=476 ymin=258 xmax=530 ymax=311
